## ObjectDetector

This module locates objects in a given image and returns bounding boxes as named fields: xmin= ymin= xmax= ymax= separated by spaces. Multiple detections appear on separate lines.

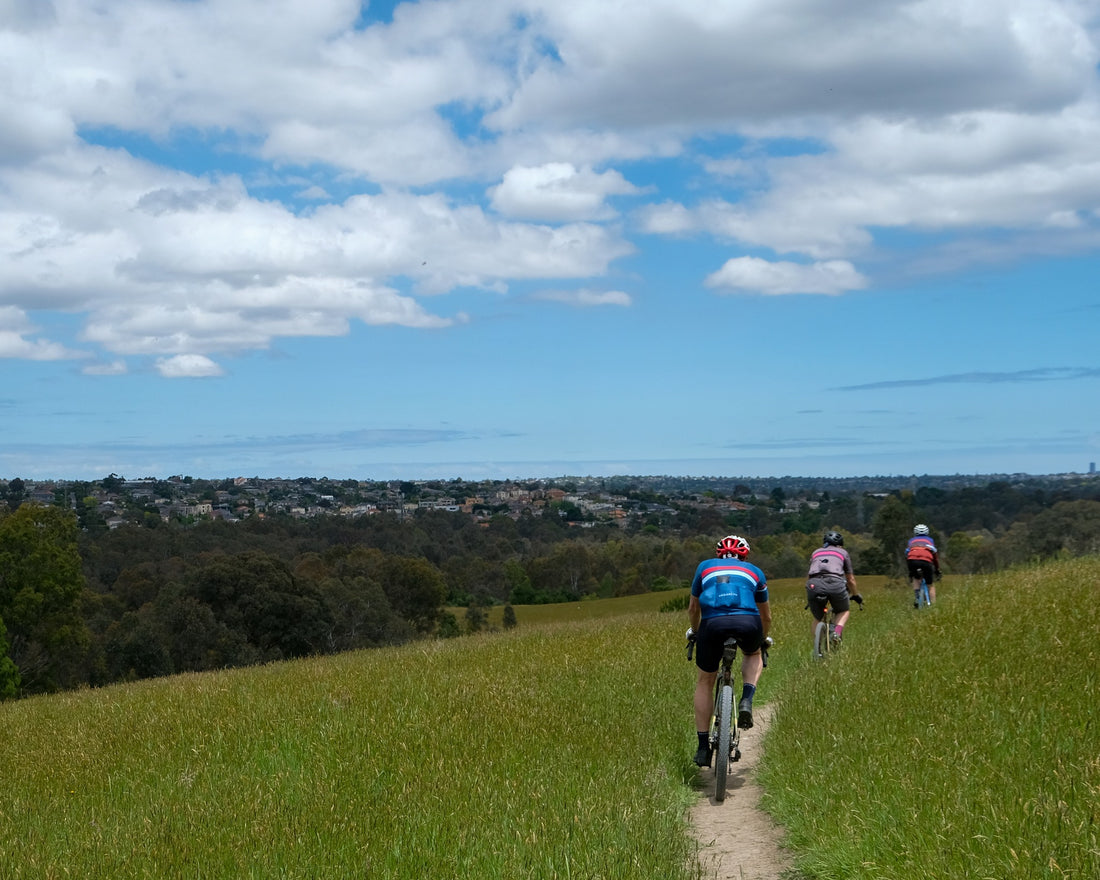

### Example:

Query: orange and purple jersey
xmin=906 ymin=536 xmax=939 ymax=564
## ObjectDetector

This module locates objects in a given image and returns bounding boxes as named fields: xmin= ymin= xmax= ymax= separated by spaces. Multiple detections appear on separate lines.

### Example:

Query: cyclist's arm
xmin=758 ymin=600 xmax=771 ymax=639
xmin=844 ymin=552 xmax=857 ymax=593
xmin=688 ymin=594 xmax=702 ymax=632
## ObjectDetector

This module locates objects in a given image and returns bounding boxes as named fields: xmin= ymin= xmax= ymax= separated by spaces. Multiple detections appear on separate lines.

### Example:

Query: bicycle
xmin=687 ymin=632 xmax=771 ymax=802
xmin=813 ymin=607 xmax=837 ymax=660
xmin=811 ymin=593 xmax=862 ymax=660
xmin=914 ymin=576 xmax=931 ymax=608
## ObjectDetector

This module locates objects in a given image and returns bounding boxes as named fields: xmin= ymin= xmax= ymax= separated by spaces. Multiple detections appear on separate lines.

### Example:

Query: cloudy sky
xmin=3 ymin=0 xmax=1099 ymax=482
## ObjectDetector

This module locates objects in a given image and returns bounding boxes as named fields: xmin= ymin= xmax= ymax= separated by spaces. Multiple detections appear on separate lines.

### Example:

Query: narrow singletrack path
xmin=689 ymin=703 xmax=793 ymax=880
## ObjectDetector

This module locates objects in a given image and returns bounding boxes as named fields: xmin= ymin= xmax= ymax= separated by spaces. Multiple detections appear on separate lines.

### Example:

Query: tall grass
xmin=0 ymin=614 xmax=703 ymax=880
xmin=6 ymin=564 xmax=1094 ymax=879
xmin=761 ymin=558 xmax=1100 ymax=879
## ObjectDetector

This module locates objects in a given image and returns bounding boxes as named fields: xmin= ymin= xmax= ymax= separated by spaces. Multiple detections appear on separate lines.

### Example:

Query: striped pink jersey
xmin=807 ymin=546 xmax=853 ymax=579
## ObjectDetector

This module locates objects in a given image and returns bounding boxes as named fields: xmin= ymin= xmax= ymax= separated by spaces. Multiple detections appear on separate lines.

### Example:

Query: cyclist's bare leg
xmin=833 ymin=609 xmax=850 ymax=630
xmin=809 ymin=600 xmax=825 ymax=638
xmin=694 ymin=669 xmax=718 ymax=732
xmin=740 ymin=650 xmax=763 ymax=687
xmin=929 ymin=582 xmax=937 ymax=603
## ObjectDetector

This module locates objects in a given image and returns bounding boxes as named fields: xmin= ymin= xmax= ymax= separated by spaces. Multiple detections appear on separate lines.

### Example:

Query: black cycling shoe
xmin=693 ymin=745 xmax=712 ymax=767
xmin=737 ymin=698 xmax=754 ymax=729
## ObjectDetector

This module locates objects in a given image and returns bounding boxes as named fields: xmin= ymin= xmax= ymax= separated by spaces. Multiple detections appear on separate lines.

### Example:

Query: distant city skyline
xmin=3 ymin=1 xmax=1099 ymax=482
xmin=4 ymin=464 xmax=1097 ymax=487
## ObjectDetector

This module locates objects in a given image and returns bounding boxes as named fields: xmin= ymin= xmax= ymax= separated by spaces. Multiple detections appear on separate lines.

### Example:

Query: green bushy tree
xmin=464 ymin=601 xmax=487 ymax=633
xmin=0 ymin=616 xmax=20 ymax=699
xmin=0 ymin=504 xmax=89 ymax=692
xmin=186 ymin=551 xmax=332 ymax=661
xmin=871 ymin=493 xmax=917 ymax=576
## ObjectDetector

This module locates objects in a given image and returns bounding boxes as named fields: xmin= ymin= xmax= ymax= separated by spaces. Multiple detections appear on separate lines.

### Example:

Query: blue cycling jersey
xmin=691 ymin=557 xmax=768 ymax=619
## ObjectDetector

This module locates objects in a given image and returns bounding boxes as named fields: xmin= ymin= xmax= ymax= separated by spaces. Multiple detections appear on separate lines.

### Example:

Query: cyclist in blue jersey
xmin=686 ymin=535 xmax=771 ymax=767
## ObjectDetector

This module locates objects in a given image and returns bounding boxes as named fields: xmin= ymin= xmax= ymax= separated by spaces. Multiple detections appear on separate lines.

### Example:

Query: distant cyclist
xmin=906 ymin=524 xmax=941 ymax=606
xmin=686 ymin=535 xmax=771 ymax=767
xmin=806 ymin=530 xmax=861 ymax=645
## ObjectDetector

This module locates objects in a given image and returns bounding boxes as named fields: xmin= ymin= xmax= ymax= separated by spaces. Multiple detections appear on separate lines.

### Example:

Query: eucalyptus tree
xmin=0 ymin=504 xmax=89 ymax=692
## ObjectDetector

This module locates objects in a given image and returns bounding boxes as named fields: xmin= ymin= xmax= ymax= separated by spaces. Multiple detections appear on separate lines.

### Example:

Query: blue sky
xmin=2 ymin=0 xmax=1100 ymax=482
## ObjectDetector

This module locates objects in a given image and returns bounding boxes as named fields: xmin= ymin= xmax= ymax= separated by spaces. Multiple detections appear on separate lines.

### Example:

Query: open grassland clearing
xmin=762 ymin=557 xmax=1100 ymax=879
xmin=2 ymin=564 xmax=1095 ymax=879
xmin=447 ymin=586 xmax=685 ymax=626
xmin=1 ymin=614 xmax=704 ymax=879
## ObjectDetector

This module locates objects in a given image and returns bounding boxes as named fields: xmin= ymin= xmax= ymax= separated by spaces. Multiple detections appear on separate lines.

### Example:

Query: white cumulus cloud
xmin=155 ymin=354 xmax=225 ymax=379
xmin=705 ymin=257 xmax=867 ymax=296
xmin=1 ymin=0 xmax=1099 ymax=376
xmin=489 ymin=163 xmax=641 ymax=221
xmin=0 ymin=306 xmax=84 ymax=360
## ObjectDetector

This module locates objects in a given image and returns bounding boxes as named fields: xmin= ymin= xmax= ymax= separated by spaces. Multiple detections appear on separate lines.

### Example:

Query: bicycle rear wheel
xmin=813 ymin=619 xmax=830 ymax=659
xmin=714 ymin=684 xmax=733 ymax=801
xmin=920 ymin=579 xmax=931 ymax=606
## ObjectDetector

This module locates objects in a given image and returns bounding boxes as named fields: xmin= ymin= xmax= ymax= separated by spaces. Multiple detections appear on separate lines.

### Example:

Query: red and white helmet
xmin=715 ymin=535 xmax=750 ymax=559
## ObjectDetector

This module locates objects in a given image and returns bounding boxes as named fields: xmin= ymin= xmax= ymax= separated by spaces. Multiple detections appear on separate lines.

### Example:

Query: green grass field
xmin=762 ymin=560 xmax=1099 ymax=879
xmin=1 ymin=564 xmax=1096 ymax=879
xmin=447 ymin=586 xmax=691 ymax=626
xmin=0 ymin=617 xmax=700 ymax=879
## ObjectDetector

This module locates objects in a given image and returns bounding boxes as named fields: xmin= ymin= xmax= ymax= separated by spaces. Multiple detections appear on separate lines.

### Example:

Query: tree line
xmin=1 ymin=476 xmax=1098 ymax=698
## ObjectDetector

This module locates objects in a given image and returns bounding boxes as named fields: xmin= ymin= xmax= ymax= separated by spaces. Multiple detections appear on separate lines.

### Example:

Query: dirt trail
xmin=689 ymin=702 xmax=793 ymax=880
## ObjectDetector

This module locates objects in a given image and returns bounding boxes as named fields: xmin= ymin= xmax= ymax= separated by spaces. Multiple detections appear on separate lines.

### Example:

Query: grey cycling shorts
xmin=806 ymin=576 xmax=849 ymax=620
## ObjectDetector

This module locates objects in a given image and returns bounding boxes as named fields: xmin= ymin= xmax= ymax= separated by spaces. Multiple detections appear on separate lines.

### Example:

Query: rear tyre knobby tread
xmin=714 ymin=685 xmax=733 ymax=801
xmin=813 ymin=620 xmax=829 ymax=659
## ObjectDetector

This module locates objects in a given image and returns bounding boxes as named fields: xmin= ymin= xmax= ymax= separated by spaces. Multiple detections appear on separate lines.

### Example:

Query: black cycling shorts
xmin=806 ymin=577 xmax=849 ymax=620
xmin=907 ymin=559 xmax=936 ymax=584
xmin=695 ymin=614 xmax=764 ymax=673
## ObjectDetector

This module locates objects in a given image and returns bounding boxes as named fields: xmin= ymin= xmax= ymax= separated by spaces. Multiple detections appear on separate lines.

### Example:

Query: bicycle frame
xmin=710 ymin=638 xmax=741 ymax=800
xmin=813 ymin=607 xmax=836 ymax=660
xmin=810 ymin=592 xmax=861 ymax=658
xmin=915 ymin=577 xmax=931 ymax=608
xmin=687 ymin=633 xmax=769 ymax=803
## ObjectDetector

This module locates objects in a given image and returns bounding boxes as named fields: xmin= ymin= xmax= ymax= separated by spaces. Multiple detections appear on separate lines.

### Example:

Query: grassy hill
xmin=1 ymin=565 xmax=1095 ymax=879
xmin=762 ymin=559 xmax=1099 ymax=879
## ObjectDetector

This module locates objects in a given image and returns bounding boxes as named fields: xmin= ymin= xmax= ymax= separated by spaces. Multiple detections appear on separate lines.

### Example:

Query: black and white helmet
xmin=823 ymin=530 xmax=844 ymax=546
xmin=913 ymin=524 xmax=930 ymax=536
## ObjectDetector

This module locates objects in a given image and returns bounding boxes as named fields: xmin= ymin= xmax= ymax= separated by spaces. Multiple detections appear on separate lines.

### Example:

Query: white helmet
xmin=913 ymin=524 xmax=930 ymax=536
